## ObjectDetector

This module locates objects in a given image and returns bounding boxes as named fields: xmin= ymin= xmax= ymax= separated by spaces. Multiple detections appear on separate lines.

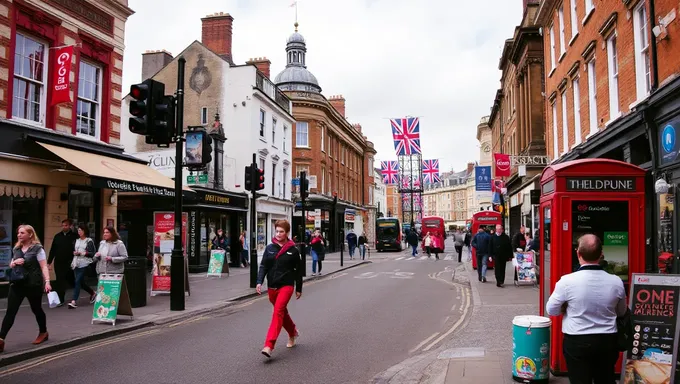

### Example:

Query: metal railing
xmin=255 ymin=72 xmax=291 ymax=114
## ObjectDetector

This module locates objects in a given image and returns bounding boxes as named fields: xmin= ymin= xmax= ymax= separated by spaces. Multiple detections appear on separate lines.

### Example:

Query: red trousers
xmin=264 ymin=285 xmax=297 ymax=349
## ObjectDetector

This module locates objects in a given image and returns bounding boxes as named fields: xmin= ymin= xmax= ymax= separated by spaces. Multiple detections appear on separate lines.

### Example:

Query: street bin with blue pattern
xmin=512 ymin=315 xmax=551 ymax=383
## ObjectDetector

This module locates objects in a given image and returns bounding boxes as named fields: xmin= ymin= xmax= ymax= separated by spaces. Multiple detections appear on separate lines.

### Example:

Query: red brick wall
xmin=654 ymin=0 xmax=680 ymax=84
xmin=201 ymin=13 xmax=233 ymax=62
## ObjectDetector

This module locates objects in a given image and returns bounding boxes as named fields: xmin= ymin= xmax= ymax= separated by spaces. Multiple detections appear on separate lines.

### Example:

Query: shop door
xmin=69 ymin=187 xmax=101 ymax=243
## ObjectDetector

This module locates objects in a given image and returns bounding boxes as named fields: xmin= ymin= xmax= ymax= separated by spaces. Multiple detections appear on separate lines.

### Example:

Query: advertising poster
xmin=152 ymin=212 xmax=188 ymax=294
xmin=622 ymin=274 xmax=680 ymax=384
xmin=185 ymin=131 xmax=204 ymax=166
xmin=207 ymin=250 xmax=225 ymax=277
xmin=91 ymin=274 xmax=133 ymax=326
xmin=513 ymin=252 xmax=536 ymax=285
xmin=0 ymin=209 xmax=12 ymax=279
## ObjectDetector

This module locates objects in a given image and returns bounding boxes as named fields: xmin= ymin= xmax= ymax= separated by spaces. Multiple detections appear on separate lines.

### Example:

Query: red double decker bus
xmin=421 ymin=216 xmax=446 ymax=253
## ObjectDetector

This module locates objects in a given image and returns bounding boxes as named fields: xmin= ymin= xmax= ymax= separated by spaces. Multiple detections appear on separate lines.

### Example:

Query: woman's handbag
xmin=616 ymin=308 xmax=634 ymax=352
xmin=8 ymin=264 xmax=27 ymax=282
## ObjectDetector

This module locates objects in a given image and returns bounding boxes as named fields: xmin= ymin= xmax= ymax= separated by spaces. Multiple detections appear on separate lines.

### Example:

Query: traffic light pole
xmin=171 ymin=57 xmax=186 ymax=311
xmin=299 ymin=172 xmax=307 ymax=277
xmin=249 ymin=153 xmax=258 ymax=288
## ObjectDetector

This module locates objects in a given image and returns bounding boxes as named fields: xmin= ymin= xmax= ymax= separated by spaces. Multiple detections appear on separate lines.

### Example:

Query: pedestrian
xmin=310 ymin=229 xmax=325 ymax=276
xmin=512 ymin=225 xmax=527 ymax=252
xmin=256 ymin=219 xmax=302 ymax=358
xmin=47 ymin=219 xmax=77 ymax=306
xmin=406 ymin=229 xmax=419 ymax=257
xmin=546 ymin=234 xmax=627 ymax=383
xmin=470 ymin=226 xmax=491 ymax=282
xmin=240 ymin=231 xmax=250 ymax=268
xmin=0 ymin=225 xmax=51 ymax=352
xmin=93 ymin=226 xmax=128 ymax=275
xmin=67 ymin=224 xmax=96 ymax=309
xmin=346 ymin=230 xmax=357 ymax=260
xmin=424 ymin=232 xmax=432 ymax=257
xmin=463 ymin=229 xmax=472 ymax=261
xmin=212 ymin=229 xmax=228 ymax=251
xmin=453 ymin=229 xmax=465 ymax=262
xmin=489 ymin=224 xmax=513 ymax=287
xmin=358 ymin=233 xmax=367 ymax=260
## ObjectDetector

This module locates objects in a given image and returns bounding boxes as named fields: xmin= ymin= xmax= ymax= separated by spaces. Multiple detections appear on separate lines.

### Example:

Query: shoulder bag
xmin=616 ymin=307 xmax=634 ymax=352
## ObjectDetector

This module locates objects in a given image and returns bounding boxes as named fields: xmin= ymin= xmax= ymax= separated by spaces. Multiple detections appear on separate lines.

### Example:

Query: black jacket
xmin=490 ymin=233 xmax=514 ymax=262
xmin=48 ymin=230 xmax=77 ymax=269
xmin=406 ymin=231 xmax=419 ymax=246
xmin=512 ymin=232 xmax=527 ymax=251
xmin=257 ymin=240 xmax=303 ymax=293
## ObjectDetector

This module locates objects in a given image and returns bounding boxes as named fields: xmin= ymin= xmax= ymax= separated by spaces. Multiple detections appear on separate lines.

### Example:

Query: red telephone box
xmin=470 ymin=211 xmax=502 ymax=270
xmin=538 ymin=159 xmax=646 ymax=375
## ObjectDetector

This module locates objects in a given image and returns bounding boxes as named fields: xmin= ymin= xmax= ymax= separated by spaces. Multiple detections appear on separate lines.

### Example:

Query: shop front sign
xmin=193 ymin=190 xmax=248 ymax=210
xmin=91 ymin=177 xmax=175 ymax=197
xmin=565 ymin=177 xmax=637 ymax=192
xmin=659 ymin=119 xmax=680 ymax=166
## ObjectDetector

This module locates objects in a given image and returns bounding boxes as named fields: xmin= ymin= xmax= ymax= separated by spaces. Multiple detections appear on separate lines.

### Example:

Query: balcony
xmin=255 ymin=72 xmax=291 ymax=114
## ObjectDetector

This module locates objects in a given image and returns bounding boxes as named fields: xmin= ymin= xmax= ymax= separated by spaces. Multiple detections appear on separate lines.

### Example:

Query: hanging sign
xmin=493 ymin=153 xmax=511 ymax=177
xmin=49 ymin=45 xmax=74 ymax=106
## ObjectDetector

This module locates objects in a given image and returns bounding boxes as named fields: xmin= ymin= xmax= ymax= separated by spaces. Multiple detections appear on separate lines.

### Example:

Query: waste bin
xmin=124 ymin=257 xmax=147 ymax=308
xmin=512 ymin=315 xmax=551 ymax=383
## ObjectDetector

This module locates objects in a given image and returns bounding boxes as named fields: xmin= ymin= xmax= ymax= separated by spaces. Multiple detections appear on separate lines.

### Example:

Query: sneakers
xmin=482 ymin=277 xmax=487 ymax=283
xmin=261 ymin=346 xmax=272 ymax=358
xmin=311 ymin=272 xmax=317 ymax=276
xmin=287 ymin=330 xmax=300 ymax=348
xmin=32 ymin=332 xmax=48 ymax=345
xmin=68 ymin=301 xmax=77 ymax=309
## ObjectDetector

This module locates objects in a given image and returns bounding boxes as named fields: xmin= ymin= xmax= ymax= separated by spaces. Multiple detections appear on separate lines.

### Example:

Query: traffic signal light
xmin=129 ymin=79 xmax=176 ymax=147
xmin=202 ymin=134 xmax=213 ymax=164
xmin=255 ymin=167 xmax=265 ymax=191
xmin=129 ymin=80 xmax=152 ymax=135
xmin=152 ymin=95 xmax=175 ymax=147
xmin=244 ymin=165 xmax=253 ymax=192
xmin=300 ymin=174 xmax=309 ymax=200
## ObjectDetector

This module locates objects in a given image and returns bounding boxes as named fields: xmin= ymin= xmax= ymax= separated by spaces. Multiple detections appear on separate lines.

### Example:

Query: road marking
xmin=168 ymin=315 xmax=209 ymax=328
xmin=355 ymin=272 xmax=378 ymax=279
xmin=395 ymin=257 xmax=405 ymax=261
xmin=409 ymin=332 xmax=440 ymax=353
xmin=330 ymin=272 xmax=348 ymax=279
xmin=423 ymin=287 xmax=471 ymax=352
xmin=404 ymin=257 xmax=414 ymax=261
xmin=419 ymin=256 xmax=428 ymax=260
xmin=444 ymin=255 xmax=453 ymax=261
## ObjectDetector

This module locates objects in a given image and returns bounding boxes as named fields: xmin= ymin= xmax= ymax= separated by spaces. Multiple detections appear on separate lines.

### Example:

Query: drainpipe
xmin=649 ymin=0 xmax=659 ymax=91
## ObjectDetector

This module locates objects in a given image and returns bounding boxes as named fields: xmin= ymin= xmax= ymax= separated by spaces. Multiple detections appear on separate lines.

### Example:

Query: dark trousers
xmin=494 ymin=257 xmax=507 ymax=285
xmin=563 ymin=333 xmax=619 ymax=384
xmin=1 ymin=282 xmax=47 ymax=339
xmin=455 ymin=245 xmax=463 ymax=262
xmin=55 ymin=265 xmax=93 ymax=303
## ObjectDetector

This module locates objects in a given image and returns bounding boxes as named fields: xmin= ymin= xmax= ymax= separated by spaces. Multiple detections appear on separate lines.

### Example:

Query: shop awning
xmin=37 ymin=142 xmax=190 ymax=197
xmin=0 ymin=182 xmax=44 ymax=198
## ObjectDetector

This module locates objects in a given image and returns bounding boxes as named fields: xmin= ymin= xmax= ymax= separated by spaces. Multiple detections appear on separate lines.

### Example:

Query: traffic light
xmin=152 ymin=95 xmax=175 ymax=147
xmin=202 ymin=134 xmax=213 ymax=164
xmin=300 ymin=173 xmax=309 ymax=200
xmin=129 ymin=80 xmax=152 ymax=135
xmin=255 ymin=167 xmax=265 ymax=191
xmin=129 ymin=79 xmax=176 ymax=147
xmin=244 ymin=165 xmax=253 ymax=192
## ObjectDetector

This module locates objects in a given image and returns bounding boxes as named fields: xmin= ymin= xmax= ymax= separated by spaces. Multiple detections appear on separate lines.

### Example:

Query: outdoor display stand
xmin=538 ymin=159 xmax=646 ymax=375
xmin=513 ymin=251 xmax=537 ymax=287
xmin=207 ymin=250 xmax=227 ymax=277
xmin=92 ymin=274 xmax=133 ymax=326
xmin=470 ymin=210 xmax=502 ymax=270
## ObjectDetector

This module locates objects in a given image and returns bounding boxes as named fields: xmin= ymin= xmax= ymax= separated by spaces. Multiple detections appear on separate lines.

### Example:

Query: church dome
xmin=274 ymin=22 xmax=322 ymax=93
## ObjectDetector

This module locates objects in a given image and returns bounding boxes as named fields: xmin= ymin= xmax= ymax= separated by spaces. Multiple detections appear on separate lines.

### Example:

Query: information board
xmin=91 ymin=274 xmax=133 ymax=326
xmin=207 ymin=250 xmax=226 ymax=277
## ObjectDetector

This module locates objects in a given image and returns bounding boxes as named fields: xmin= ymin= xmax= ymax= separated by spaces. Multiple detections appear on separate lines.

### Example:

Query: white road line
xmin=330 ymin=272 xmax=348 ymax=279
xmin=419 ymin=256 xmax=428 ymax=260
xmin=404 ymin=257 xmax=414 ymax=261
xmin=444 ymin=255 xmax=453 ymax=261
xmin=409 ymin=332 xmax=440 ymax=353
xmin=396 ymin=257 xmax=405 ymax=261
xmin=423 ymin=288 xmax=471 ymax=352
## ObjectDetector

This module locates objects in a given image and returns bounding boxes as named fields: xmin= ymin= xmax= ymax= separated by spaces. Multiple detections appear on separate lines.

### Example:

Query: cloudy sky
xmin=123 ymin=0 xmax=522 ymax=172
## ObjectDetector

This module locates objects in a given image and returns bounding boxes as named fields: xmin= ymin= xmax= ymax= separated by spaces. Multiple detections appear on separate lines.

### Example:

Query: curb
xmin=0 ymin=261 xmax=371 ymax=368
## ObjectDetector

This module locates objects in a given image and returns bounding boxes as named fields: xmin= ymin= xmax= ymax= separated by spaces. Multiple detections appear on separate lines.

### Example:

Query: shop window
xmin=0 ymin=187 xmax=45 ymax=279
xmin=257 ymin=213 xmax=267 ymax=255
xmin=76 ymin=61 xmax=102 ymax=139
xmin=12 ymin=33 xmax=48 ymax=125
xmin=69 ymin=188 xmax=99 ymax=242
xmin=202 ymin=212 xmax=230 ymax=262
xmin=658 ymin=192 xmax=674 ymax=273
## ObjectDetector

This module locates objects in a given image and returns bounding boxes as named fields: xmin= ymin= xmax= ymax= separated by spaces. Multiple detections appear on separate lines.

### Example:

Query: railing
xmin=255 ymin=72 xmax=291 ymax=114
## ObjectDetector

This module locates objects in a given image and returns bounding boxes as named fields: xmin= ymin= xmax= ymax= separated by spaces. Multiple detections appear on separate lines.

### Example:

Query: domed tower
xmin=274 ymin=22 xmax=322 ymax=93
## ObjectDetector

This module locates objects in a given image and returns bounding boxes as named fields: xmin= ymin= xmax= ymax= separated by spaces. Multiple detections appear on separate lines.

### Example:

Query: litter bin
xmin=124 ymin=257 xmax=147 ymax=308
xmin=512 ymin=315 xmax=551 ymax=383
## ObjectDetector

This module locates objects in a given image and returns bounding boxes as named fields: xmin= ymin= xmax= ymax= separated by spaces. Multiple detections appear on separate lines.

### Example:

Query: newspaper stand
xmin=513 ymin=251 xmax=537 ymax=287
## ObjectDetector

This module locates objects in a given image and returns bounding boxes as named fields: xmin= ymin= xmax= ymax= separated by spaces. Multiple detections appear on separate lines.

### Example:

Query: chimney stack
xmin=246 ymin=57 xmax=271 ymax=79
xmin=201 ymin=12 xmax=234 ymax=65
xmin=141 ymin=50 xmax=173 ymax=81
xmin=329 ymin=95 xmax=345 ymax=117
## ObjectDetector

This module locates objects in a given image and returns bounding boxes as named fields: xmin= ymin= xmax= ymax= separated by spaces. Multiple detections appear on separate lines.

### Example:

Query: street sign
xmin=187 ymin=174 xmax=208 ymax=184
xmin=292 ymin=178 xmax=300 ymax=186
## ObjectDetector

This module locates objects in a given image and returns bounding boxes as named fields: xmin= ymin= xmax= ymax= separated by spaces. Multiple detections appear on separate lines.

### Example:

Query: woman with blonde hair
xmin=0 ymin=225 xmax=51 ymax=352
xmin=93 ymin=226 xmax=128 ymax=275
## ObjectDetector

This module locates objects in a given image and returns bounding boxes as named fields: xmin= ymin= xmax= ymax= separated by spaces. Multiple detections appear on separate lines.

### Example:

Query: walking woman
xmin=93 ymin=226 xmax=128 ymax=275
xmin=68 ymin=224 xmax=96 ymax=309
xmin=255 ymin=219 xmax=303 ymax=358
xmin=0 ymin=225 xmax=51 ymax=352
xmin=424 ymin=232 xmax=433 ymax=257
xmin=240 ymin=231 xmax=249 ymax=268
xmin=310 ymin=229 xmax=325 ymax=276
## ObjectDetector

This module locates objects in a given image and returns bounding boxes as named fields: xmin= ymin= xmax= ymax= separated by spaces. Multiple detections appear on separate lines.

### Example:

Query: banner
xmin=475 ymin=166 xmax=492 ymax=192
xmin=207 ymin=250 xmax=225 ymax=277
xmin=493 ymin=153 xmax=511 ymax=177
xmin=621 ymin=274 xmax=680 ymax=384
xmin=91 ymin=274 xmax=133 ymax=326
xmin=152 ymin=212 xmax=188 ymax=294
xmin=49 ymin=45 xmax=73 ymax=106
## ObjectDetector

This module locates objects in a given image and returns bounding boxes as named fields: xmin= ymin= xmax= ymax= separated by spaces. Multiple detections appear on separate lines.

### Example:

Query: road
xmin=0 ymin=244 xmax=470 ymax=384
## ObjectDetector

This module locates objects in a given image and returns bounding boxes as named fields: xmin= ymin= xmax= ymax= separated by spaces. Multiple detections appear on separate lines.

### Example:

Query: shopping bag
xmin=47 ymin=291 xmax=61 ymax=308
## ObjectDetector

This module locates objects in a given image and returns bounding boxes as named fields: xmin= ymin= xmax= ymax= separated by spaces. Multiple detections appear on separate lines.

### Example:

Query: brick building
xmin=0 ymin=1 xmax=180 ymax=277
xmin=534 ymin=0 xmax=680 ymax=273
xmin=422 ymin=163 xmax=475 ymax=227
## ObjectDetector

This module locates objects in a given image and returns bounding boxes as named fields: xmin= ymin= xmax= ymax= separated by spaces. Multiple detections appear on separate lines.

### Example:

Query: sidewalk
xmin=0 ymin=251 xmax=368 ymax=367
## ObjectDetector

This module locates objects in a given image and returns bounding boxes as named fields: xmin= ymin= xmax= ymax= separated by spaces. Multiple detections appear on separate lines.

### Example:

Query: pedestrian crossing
xmin=393 ymin=255 xmax=456 ymax=262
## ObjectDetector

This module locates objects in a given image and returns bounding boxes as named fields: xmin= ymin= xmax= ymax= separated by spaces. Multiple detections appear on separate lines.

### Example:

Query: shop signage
xmin=187 ymin=174 xmax=208 ymax=184
xmin=659 ymin=119 xmax=680 ymax=166
xmin=511 ymin=155 xmax=550 ymax=166
xmin=48 ymin=0 xmax=114 ymax=34
xmin=151 ymin=212 xmax=188 ymax=296
xmin=91 ymin=177 xmax=175 ymax=197
xmin=91 ymin=274 xmax=133 ymax=326
xmin=621 ymin=274 xmax=680 ymax=384
xmin=493 ymin=153 xmax=511 ymax=177
xmin=49 ymin=46 xmax=73 ymax=106
xmin=188 ymin=211 xmax=196 ymax=259
xmin=345 ymin=209 xmax=356 ymax=222
xmin=193 ymin=190 xmax=248 ymax=209
xmin=475 ymin=166 xmax=492 ymax=192
xmin=565 ymin=177 xmax=636 ymax=192
xmin=476 ymin=216 xmax=498 ymax=222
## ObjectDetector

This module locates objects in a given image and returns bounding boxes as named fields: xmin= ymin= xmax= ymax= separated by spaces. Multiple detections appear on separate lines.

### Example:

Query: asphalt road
xmin=0 ymin=244 xmax=469 ymax=384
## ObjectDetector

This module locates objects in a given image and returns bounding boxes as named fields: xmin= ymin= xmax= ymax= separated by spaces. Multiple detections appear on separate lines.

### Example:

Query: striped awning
xmin=0 ymin=183 xmax=44 ymax=198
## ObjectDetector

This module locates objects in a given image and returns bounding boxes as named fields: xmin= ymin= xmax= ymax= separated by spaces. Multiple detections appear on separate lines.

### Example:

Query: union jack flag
xmin=400 ymin=175 xmax=421 ymax=190
xmin=402 ymin=194 xmax=423 ymax=209
xmin=422 ymin=159 xmax=440 ymax=184
xmin=380 ymin=161 xmax=399 ymax=184
xmin=390 ymin=117 xmax=422 ymax=156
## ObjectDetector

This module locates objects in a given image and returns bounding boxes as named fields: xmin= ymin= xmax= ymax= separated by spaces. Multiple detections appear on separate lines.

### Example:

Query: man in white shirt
xmin=546 ymin=234 xmax=627 ymax=384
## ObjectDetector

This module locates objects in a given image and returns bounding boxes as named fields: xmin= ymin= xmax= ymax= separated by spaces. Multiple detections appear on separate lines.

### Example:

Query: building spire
xmin=291 ymin=1 xmax=298 ymax=31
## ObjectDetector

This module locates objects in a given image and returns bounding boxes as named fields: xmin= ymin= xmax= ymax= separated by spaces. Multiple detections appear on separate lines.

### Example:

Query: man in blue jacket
xmin=471 ymin=226 xmax=492 ymax=282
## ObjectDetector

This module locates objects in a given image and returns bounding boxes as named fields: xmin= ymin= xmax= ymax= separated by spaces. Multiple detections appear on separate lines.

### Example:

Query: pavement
xmin=0 ymin=247 xmax=466 ymax=383
xmin=0 ymin=250 xmax=372 ymax=367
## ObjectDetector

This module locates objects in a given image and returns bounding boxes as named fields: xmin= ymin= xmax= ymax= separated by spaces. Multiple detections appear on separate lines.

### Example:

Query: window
xmin=259 ymin=109 xmax=266 ymax=138
xmin=341 ymin=145 xmax=345 ymax=164
xmin=549 ymin=26 xmax=556 ymax=71
xmin=259 ymin=158 xmax=265 ymax=171
xmin=369 ymin=187 xmax=374 ymax=205
xmin=12 ymin=33 xmax=47 ymax=124
xmin=282 ymin=168 xmax=287 ymax=199
xmin=572 ymin=77 xmax=582 ymax=146
xmin=271 ymin=163 xmax=277 ymax=196
xmin=296 ymin=165 xmax=309 ymax=178
xmin=561 ymin=92 xmax=569 ymax=154
xmin=76 ymin=61 xmax=102 ymax=138
xmin=283 ymin=126 xmax=288 ymax=153
xmin=584 ymin=0 xmax=594 ymax=18
xmin=296 ymin=121 xmax=309 ymax=147
xmin=633 ymin=2 xmax=651 ymax=100
xmin=321 ymin=126 xmax=325 ymax=152
xmin=552 ymin=101 xmax=559 ymax=159
xmin=321 ymin=168 xmax=326 ymax=195
xmin=272 ymin=117 xmax=277 ymax=146
xmin=587 ymin=59 xmax=598 ymax=135
xmin=570 ymin=0 xmax=578 ymax=39
xmin=607 ymin=34 xmax=619 ymax=119
xmin=201 ymin=107 xmax=208 ymax=125
xmin=558 ymin=6 xmax=566 ymax=55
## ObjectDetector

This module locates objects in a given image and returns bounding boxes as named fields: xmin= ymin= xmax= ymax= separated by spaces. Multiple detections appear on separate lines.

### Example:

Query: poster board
xmin=621 ymin=273 xmax=680 ymax=384
xmin=91 ymin=274 xmax=133 ymax=326
xmin=513 ymin=251 xmax=537 ymax=286
xmin=151 ymin=212 xmax=190 ymax=296
xmin=207 ymin=250 xmax=226 ymax=277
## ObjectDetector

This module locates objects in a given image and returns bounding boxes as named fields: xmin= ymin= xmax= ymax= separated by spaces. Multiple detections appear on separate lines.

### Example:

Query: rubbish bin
xmin=124 ymin=257 xmax=147 ymax=308
xmin=512 ymin=315 xmax=551 ymax=383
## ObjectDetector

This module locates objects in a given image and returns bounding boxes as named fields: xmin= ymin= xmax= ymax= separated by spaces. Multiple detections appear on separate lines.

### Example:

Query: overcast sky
xmin=123 ymin=0 xmax=522 ymax=172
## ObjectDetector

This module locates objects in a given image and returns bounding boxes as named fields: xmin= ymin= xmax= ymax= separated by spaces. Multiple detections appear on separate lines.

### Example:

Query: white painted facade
xmin=373 ymin=171 xmax=387 ymax=218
